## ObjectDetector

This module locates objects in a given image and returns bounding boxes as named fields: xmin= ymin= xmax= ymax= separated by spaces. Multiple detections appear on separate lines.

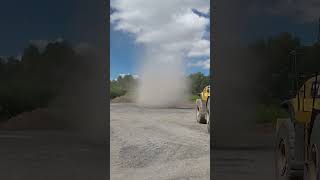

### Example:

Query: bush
xmin=110 ymin=84 xmax=126 ymax=99
xmin=190 ymin=95 xmax=200 ymax=102
xmin=188 ymin=72 xmax=209 ymax=95
xmin=110 ymin=75 xmax=137 ymax=99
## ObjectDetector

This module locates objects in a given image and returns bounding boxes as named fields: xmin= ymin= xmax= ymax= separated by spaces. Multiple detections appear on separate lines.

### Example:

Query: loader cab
xmin=201 ymin=86 xmax=210 ymax=101
xmin=290 ymin=75 xmax=320 ymax=124
xmin=311 ymin=80 xmax=320 ymax=98
xmin=276 ymin=73 xmax=320 ymax=180
xmin=275 ymin=20 xmax=320 ymax=180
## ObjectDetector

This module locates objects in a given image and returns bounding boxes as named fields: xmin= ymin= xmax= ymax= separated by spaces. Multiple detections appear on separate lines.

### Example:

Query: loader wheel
xmin=206 ymin=98 xmax=210 ymax=133
xmin=306 ymin=116 xmax=320 ymax=180
xmin=275 ymin=118 xmax=302 ymax=180
xmin=196 ymin=99 xmax=206 ymax=124
xmin=306 ymin=144 xmax=318 ymax=180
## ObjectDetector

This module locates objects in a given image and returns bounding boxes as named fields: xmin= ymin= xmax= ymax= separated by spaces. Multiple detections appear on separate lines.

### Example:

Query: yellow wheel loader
xmin=275 ymin=49 xmax=320 ymax=180
xmin=195 ymin=85 xmax=211 ymax=133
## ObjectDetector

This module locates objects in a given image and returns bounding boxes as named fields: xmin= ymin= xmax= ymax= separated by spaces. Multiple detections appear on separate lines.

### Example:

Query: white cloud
xmin=188 ymin=39 xmax=210 ymax=57
xmin=0 ymin=56 xmax=21 ymax=63
xmin=187 ymin=59 xmax=210 ymax=69
xmin=117 ymin=73 xmax=139 ymax=79
xmin=119 ymin=73 xmax=130 ymax=78
xmin=133 ymin=75 xmax=139 ymax=79
xmin=29 ymin=40 xmax=49 ymax=52
xmin=29 ymin=38 xmax=66 ymax=53
xmin=111 ymin=0 xmax=210 ymax=61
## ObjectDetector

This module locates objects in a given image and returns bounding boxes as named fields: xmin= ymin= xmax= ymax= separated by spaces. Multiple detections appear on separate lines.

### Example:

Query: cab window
xmin=311 ymin=81 xmax=320 ymax=98
xmin=299 ymin=85 xmax=305 ymax=98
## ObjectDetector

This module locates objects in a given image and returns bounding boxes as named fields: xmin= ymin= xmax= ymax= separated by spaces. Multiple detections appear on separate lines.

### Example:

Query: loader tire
xmin=206 ymin=98 xmax=210 ymax=133
xmin=306 ymin=115 xmax=320 ymax=180
xmin=275 ymin=118 xmax=303 ymax=180
xmin=196 ymin=99 xmax=206 ymax=124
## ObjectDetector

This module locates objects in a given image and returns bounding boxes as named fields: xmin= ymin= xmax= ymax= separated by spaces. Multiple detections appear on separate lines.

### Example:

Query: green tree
xmin=0 ymin=41 xmax=82 ymax=119
xmin=117 ymin=75 xmax=137 ymax=91
xmin=109 ymin=75 xmax=138 ymax=99
xmin=21 ymin=45 xmax=40 ymax=72
xmin=250 ymin=32 xmax=301 ymax=103
xmin=188 ymin=72 xmax=209 ymax=95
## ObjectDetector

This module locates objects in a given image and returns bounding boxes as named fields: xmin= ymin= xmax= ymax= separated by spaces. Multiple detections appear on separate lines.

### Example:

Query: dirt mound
xmin=0 ymin=108 xmax=65 ymax=130
xmin=111 ymin=93 xmax=135 ymax=103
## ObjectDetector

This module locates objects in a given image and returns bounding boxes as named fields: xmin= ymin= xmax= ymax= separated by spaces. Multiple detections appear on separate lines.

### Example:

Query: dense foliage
xmin=250 ymin=32 xmax=320 ymax=104
xmin=110 ymin=75 xmax=138 ymax=99
xmin=3 ymin=32 xmax=320 ymax=124
xmin=110 ymin=72 xmax=210 ymax=100
xmin=0 ymin=41 xmax=88 ymax=120
xmin=188 ymin=72 xmax=210 ymax=95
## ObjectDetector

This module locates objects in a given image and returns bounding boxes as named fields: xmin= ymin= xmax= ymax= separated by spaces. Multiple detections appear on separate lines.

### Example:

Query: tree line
xmin=250 ymin=32 xmax=320 ymax=105
xmin=110 ymin=72 xmax=210 ymax=100
xmin=3 ymin=32 xmax=319 ymax=122
xmin=0 ymin=41 xmax=90 ymax=121
xmin=110 ymin=75 xmax=138 ymax=99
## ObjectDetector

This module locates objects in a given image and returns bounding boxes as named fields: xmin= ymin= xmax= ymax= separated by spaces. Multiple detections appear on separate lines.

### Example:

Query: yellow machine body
xmin=200 ymin=85 xmax=210 ymax=102
xmin=290 ymin=75 xmax=320 ymax=124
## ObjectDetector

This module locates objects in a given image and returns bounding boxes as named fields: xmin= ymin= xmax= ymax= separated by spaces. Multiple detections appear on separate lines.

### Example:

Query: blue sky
xmin=110 ymin=0 xmax=211 ymax=80
xmin=110 ymin=25 xmax=210 ymax=80
xmin=110 ymin=0 xmax=320 ymax=80
xmin=0 ymin=0 xmax=104 ymax=56
xmin=110 ymin=29 xmax=143 ymax=80
xmin=1 ymin=0 xmax=319 ymax=81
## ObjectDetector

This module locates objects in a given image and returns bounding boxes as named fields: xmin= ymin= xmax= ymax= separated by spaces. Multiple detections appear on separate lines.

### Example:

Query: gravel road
xmin=110 ymin=103 xmax=210 ymax=180
xmin=0 ymin=103 xmax=277 ymax=180
xmin=212 ymin=147 xmax=275 ymax=180
xmin=0 ymin=130 xmax=107 ymax=180
xmin=212 ymin=126 xmax=276 ymax=179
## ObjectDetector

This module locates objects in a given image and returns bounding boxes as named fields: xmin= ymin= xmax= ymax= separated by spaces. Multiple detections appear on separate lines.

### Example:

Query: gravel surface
xmin=0 ymin=130 xmax=107 ymax=180
xmin=212 ymin=148 xmax=275 ymax=180
xmin=212 ymin=125 xmax=276 ymax=179
xmin=0 ymin=102 xmax=277 ymax=180
xmin=111 ymin=103 xmax=210 ymax=180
